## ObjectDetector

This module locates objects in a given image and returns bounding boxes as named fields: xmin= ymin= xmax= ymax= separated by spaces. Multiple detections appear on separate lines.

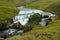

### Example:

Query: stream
xmin=13 ymin=6 xmax=55 ymax=26
xmin=0 ymin=6 xmax=56 ymax=38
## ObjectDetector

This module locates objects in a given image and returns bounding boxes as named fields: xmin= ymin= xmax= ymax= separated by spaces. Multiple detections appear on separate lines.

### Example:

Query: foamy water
xmin=13 ymin=6 xmax=55 ymax=26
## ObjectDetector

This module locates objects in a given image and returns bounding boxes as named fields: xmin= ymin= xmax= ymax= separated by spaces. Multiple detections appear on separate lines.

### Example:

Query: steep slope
xmin=45 ymin=2 xmax=60 ymax=19
xmin=5 ymin=20 xmax=60 ymax=40
xmin=0 ymin=0 xmax=60 ymax=20
xmin=0 ymin=7 xmax=18 ymax=20
xmin=0 ymin=0 xmax=40 ymax=20
xmin=0 ymin=0 xmax=60 ymax=40
xmin=0 ymin=0 xmax=40 ymax=7
xmin=25 ymin=0 xmax=60 ymax=9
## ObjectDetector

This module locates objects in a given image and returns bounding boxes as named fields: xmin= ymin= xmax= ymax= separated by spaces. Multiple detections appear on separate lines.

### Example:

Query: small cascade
xmin=13 ymin=6 xmax=56 ymax=26
xmin=0 ymin=6 xmax=56 ymax=38
xmin=0 ymin=28 xmax=24 ymax=38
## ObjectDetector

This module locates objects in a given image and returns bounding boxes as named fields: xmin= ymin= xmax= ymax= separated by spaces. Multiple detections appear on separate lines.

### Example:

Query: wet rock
xmin=12 ymin=22 xmax=24 ymax=29
xmin=0 ymin=18 xmax=13 ymax=31
xmin=16 ymin=30 xmax=24 ymax=35
xmin=0 ymin=29 xmax=24 ymax=38
xmin=14 ymin=6 xmax=55 ymax=26
xmin=0 ymin=29 xmax=17 ymax=38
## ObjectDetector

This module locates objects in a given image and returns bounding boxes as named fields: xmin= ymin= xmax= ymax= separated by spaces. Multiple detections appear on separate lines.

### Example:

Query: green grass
xmin=0 ymin=0 xmax=26 ymax=20
xmin=0 ymin=0 xmax=60 ymax=20
xmin=0 ymin=6 xmax=18 ymax=20
xmin=25 ymin=0 xmax=60 ymax=10
xmin=5 ymin=20 xmax=60 ymax=40
xmin=44 ymin=2 xmax=60 ymax=15
xmin=0 ymin=0 xmax=60 ymax=40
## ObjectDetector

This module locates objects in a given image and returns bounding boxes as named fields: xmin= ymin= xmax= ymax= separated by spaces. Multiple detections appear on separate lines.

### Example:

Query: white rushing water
xmin=13 ymin=6 xmax=56 ymax=26
xmin=0 ymin=29 xmax=24 ymax=38
xmin=0 ymin=6 xmax=56 ymax=38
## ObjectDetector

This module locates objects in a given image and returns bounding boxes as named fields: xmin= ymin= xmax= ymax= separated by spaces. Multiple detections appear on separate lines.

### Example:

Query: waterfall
xmin=0 ymin=6 xmax=56 ymax=38
xmin=13 ymin=6 xmax=56 ymax=26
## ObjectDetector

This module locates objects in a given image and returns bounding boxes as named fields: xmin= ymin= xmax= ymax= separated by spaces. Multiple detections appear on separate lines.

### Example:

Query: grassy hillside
xmin=0 ymin=0 xmax=40 ymax=20
xmin=5 ymin=20 xmax=60 ymax=40
xmin=0 ymin=0 xmax=60 ymax=40
xmin=44 ymin=2 xmax=60 ymax=19
xmin=0 ymin=0 xmax=60 ymax=20
xmin=25 ymin=0 xmax=60 ymax=9
xmin=0 ymin=0 xmax=26 ymax=20
xmin=0 ymin=7 xmax=18 ymax=19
